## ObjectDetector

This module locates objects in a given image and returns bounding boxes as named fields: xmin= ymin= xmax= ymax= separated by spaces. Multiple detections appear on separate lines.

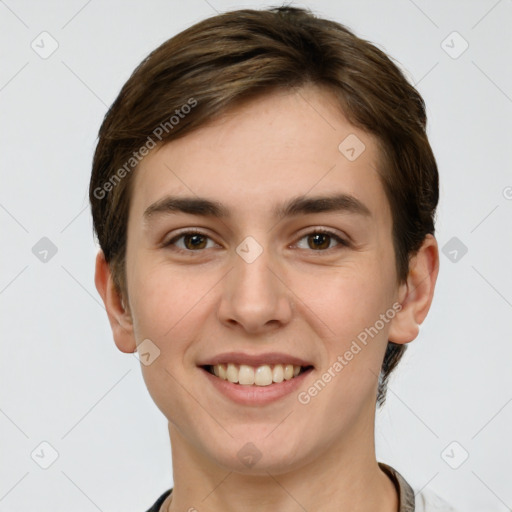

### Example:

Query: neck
xmin=165 ymin=418 xmax=398 ymax=512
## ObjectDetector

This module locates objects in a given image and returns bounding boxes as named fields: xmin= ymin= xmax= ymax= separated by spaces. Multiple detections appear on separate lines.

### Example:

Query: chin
xmin=200 ymin=431 xmax=312 ymax=476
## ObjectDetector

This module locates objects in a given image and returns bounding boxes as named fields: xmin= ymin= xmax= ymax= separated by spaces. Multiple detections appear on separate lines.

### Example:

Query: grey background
xmin=1 ymin=0 xmax=511 ymax=510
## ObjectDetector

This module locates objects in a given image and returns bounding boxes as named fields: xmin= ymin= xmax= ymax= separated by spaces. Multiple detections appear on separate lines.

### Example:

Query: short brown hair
xmin=89 ymin=6 xmax=438 ymax=405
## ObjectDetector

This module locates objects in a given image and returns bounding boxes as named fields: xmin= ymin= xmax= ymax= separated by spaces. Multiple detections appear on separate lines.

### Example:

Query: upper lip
xmin=198 ymin=351 xmax=314 ymax=368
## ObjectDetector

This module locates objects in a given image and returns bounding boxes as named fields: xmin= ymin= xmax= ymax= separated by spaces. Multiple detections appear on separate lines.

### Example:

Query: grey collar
xmin=379 ymin=462 xmax=416 ymax=512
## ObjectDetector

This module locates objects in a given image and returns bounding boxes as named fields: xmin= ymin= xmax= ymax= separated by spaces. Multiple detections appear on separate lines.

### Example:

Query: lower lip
xmin=200 ymin=367 xmax=313 ymax=406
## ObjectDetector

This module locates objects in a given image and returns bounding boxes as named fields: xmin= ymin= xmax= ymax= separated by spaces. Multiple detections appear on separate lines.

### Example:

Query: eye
xmin=295 ymin=230 xmax=349 ymax=251
xmin=164 ymin=230 xmax=217 ymax=252
xmin=163 ymin=229 xmax=348 ymax=253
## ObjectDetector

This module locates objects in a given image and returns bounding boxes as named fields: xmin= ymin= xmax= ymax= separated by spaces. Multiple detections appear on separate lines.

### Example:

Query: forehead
xmin=129 ymin=85 xmax=390 ymax=224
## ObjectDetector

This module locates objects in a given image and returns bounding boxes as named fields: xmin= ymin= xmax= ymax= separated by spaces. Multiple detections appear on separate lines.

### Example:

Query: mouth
xmin=202 ymin=363 xmax=314 ymax=387
xmin=197 ymin=352 xmax=315 ymax=405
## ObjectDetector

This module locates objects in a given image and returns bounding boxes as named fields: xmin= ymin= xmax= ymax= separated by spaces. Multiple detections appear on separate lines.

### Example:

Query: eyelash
xmin=163 ymin=228 xmax=350 ymax=254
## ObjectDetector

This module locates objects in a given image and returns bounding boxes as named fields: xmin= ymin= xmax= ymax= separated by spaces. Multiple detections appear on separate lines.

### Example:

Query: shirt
xmin=145 ymin=463 xmax=457 ymax=512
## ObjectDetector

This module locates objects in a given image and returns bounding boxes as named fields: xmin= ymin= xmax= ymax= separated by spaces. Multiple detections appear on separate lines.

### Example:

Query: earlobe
xmin=94 ymin=251 xmax=137 ymax=353
xmin=388 ymin=234 xmax=439 ymax=345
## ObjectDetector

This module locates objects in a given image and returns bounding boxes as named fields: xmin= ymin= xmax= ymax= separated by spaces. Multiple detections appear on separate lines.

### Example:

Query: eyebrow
xmin=143 ymin=193 xmax=372 ymax=220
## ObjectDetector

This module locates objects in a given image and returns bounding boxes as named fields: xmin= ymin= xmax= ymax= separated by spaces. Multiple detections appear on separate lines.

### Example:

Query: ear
xmin=388 ymin=234 xmax=439 ymax=344
xmin=94 ymin=250 xmax=137 ymax=353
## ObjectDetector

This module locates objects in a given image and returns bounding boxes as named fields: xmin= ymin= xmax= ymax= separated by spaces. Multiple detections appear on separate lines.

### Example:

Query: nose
xmin=217 ymin=242 xmax=293 ymax=334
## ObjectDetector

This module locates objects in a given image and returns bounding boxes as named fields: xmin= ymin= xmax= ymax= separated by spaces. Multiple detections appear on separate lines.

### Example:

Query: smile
xmin=198 ymin=352 xmax=314 ymax=405
xmin=204 ymin=363 xmax=312 ymax=386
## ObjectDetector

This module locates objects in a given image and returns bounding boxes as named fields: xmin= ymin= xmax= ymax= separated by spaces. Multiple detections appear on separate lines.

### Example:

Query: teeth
xmin=255 ymin=365 xmax=272 ymax=386
xmin=218 ymin=363 xmax=227 ymax=380
xmin=272 ymin=364 xmax=284 ymax=383
xmin=209 ymin=363 xmax=305 ymax=386
xmin=226 ymin=363 xmax=238 ymax=383
xmin=239 ymin=364 xmax=255 ymax=385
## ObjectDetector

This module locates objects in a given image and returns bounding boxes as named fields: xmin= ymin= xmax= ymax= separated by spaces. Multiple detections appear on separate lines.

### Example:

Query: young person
xmin=90 ymin=6 xmax=456 ymax=511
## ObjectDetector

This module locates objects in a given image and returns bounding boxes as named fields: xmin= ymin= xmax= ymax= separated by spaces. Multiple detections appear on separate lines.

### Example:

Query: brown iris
xmin=183 ymin=233 xmax=208 ymax=250
xmin=307 ymin=233 xmax=331 ymax=250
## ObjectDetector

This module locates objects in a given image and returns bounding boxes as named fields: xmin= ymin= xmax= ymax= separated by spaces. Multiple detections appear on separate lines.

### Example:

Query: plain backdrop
xmin=1 ymin=0 xmax=511 ymax=510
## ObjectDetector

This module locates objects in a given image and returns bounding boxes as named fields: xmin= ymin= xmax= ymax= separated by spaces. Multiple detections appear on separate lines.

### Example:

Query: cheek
xmin=126 ymin=261 xmax=213 ymax=419
xmin=292 ymin=259 xmax=397 ymax=406
xmin=126 ymin=236 xmax=193 ymax=325
xmin=292 ymin=260 xmax=395 ymax=340
xmin=128 ymin=262 xmax=210 ymax=342
xmin=293 ymin=269 xmax=395 ymax=415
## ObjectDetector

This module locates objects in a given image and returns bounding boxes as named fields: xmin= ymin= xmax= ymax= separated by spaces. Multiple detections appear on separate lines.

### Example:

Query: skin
xmin=95 ymin=84 xmax=439 ymax=512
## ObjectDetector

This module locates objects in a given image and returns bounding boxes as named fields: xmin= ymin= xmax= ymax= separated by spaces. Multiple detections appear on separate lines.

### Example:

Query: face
xmin=123 ymin=85 xmax=402 ymax=474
